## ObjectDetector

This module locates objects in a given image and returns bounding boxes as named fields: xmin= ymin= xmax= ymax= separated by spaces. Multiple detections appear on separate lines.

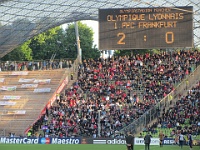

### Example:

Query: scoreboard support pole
xmin=75 ymin=21 xmax=82 ymax=64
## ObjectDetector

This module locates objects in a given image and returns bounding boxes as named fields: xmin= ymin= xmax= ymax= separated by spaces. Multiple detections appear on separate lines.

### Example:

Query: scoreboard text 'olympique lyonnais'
xmin=99 ymin=6 xmax=193 ymax=49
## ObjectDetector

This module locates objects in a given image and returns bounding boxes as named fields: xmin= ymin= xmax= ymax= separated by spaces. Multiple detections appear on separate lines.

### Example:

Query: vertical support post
xmin=98 ymin=110 xmax=101 ymax=137
xmin=149 ymin=110 xmax=151 ymax=123
xmin=75 ymin=21 xmax=82 ymax=64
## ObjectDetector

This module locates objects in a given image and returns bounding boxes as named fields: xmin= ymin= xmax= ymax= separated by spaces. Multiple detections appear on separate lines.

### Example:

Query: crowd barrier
xmin=0 ymin=137 xmax=199 ymax=145
xmin=0 ymin=58 xmax=75 ymax=71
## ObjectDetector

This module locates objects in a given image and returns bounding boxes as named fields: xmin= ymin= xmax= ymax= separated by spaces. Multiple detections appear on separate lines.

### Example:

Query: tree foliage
xmin=65 ymin=22 xmax=100 ymax=60
xmin=29 ymin=26 xmax=67 ymax=60
xmin=1 ymin=40 xmax=32 ymax=61
xmin=1 ymin=21 xmax=100 ymax=61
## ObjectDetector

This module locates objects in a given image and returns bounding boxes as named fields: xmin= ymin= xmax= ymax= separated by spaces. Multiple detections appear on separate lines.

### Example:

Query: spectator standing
xmin=179 ymin=131 xmax=185 ymax=150
xmin=59 ymin=59 xmax=63 ymax=69
xmin=159 ymin=131 xmax=164 ymax=147
xmin=125 ymin=131 xmax=134 ymax=150
xmin=71 ymin=72 xmax=74 ymax=80
xmin=188 ymin=131 xmax=193 ymax=150
xmin=144 ymin=132 xmax=151 ymax=150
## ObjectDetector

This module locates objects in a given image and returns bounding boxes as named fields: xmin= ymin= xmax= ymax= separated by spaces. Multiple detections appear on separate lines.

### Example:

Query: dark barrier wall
xmin=0 ymin=137 xmax=199 ymax=145
xmin=0 ymin=137 xmax=81 ymax=144
xmin=163 ymin=138 xmax=200 ymax=146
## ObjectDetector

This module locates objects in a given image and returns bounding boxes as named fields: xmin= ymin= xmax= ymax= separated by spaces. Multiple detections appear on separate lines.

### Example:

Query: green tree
xmin=1 ymin=40 xmax=32 ymax=61
xmin=30 ymin=26 xmax=64 ymax=60
xmin=65 ymin=22 xmax=100 ymax=60
xmin=2 ymin=21 xmax=100 ymax=61
xmin=1 ymin=18 xmax=34 ymax=60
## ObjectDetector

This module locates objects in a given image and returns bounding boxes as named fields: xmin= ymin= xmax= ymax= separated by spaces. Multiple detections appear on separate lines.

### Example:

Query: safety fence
xmin=0 ymin=58 xmax=75 ymax=71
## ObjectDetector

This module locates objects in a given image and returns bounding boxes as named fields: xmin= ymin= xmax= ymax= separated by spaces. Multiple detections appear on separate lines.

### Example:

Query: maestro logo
xmin=40 ymin=138 xmax=51 ymax=144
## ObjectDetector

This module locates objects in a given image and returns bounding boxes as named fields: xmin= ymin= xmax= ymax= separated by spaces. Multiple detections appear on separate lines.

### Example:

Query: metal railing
xmin=119 ymin=64 xmax=200 ymax=135
xmin=0 ymin=58 xmax=76 ymax=71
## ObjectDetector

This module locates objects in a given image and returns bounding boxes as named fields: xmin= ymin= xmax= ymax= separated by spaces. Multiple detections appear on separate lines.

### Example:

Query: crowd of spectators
xmin=148 ymin=82 xmax=200 ymax=139
xmin=0 ymin=59 xmax=73 ymax=71
xmin=30 ymin=50 xmax=200 ymax=138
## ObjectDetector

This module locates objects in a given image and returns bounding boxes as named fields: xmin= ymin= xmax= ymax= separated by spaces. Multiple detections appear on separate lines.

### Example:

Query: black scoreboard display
xmin=99 ymin=6 xmax=193 ymax=49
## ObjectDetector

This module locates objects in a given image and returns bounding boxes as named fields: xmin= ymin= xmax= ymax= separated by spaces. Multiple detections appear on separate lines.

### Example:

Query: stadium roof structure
xmin=0 ymin=0 xmax=200 ymax=58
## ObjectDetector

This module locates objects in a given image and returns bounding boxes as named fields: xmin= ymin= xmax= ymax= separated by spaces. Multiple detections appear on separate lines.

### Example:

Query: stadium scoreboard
xmin=99 ymin=6 xmax=193 ymax=49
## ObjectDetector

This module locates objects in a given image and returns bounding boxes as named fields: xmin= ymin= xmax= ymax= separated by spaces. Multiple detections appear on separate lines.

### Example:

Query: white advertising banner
xmin=7 ymin=110 xmax=26 ymax=115
xmin=1 ymin=86 xmax=17 ymax=91
xmin=10 ymin=71 xmax=28 ymax=75
xmin=0 ymin=78 xmax=5 ymax=83
xmin=34 ymin=79 xmax=51 ymax=84
xmin=134 ymin=138 xmax=159 ymax=145
xmin=18 ymin=78 xmax=35 ymax=83
xmin=92 ymin=138 xmax=159 ymax=145
xmin=3 ymin=95 xmax=21 ymax=100
xmin=33 ymin=88 xmax=51 ymax=93
xmin=0 ymin=101 xmax=16 ymax=106
xmin=21 ymin=84 xmax=38 ymax=88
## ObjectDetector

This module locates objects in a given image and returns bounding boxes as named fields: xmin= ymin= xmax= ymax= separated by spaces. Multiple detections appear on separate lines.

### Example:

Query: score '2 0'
xmin=117 ymin=32 xmax=174 ymax=44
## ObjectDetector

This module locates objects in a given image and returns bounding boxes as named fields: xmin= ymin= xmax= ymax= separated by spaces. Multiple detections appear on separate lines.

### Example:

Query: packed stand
xmin=30 ymin=50 xmax=200 ymax=138
xmin=147 ymin=82 xmax=200 ymax=140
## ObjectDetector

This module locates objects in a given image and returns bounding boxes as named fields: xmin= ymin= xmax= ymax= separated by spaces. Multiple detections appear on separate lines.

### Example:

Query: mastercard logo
xmin=40 ymin=138 xmax=51 ymax=144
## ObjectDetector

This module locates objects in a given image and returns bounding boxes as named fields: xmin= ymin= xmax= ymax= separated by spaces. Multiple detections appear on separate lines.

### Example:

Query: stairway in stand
xmin=0 ymin=69 xmax=68 ymax=136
